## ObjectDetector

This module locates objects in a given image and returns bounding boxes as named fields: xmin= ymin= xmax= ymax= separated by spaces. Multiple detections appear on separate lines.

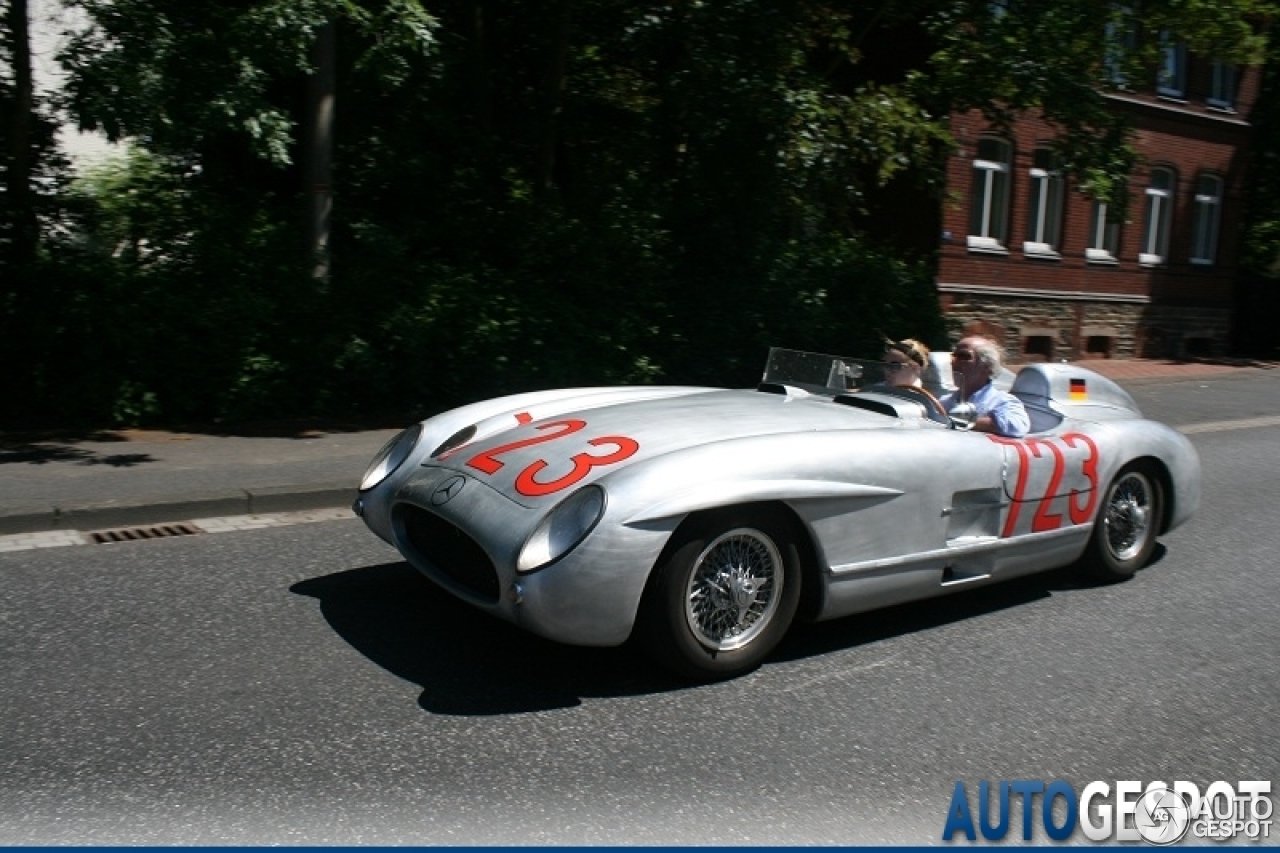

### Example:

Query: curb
xmin=0 ymin=483 xmax=356 ymax=536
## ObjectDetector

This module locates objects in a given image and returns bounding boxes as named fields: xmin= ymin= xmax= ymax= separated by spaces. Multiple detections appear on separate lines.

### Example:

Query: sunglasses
xmin=952 ymin=350 xmax=976 ymax=362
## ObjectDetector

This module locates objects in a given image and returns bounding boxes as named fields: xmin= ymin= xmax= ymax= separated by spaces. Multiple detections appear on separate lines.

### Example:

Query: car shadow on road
xmin=290 ymin=561 xmax=682 ymax=716
xmin=292 ymin=547 xmax=1167 ymax=716
xmin=774 ymin=545 xmax=1167 ymax=663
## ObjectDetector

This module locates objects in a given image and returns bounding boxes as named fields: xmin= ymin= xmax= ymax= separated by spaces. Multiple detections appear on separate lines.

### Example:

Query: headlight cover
xmin=517 ymin=486 xmax=606 ymax=573
xmin=359 ymin=424 xmax=423 ymax=491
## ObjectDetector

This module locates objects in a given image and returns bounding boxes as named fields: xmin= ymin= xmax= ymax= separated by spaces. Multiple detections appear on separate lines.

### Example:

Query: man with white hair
xmin=940 ymin=335 xmax=1030 ymax=438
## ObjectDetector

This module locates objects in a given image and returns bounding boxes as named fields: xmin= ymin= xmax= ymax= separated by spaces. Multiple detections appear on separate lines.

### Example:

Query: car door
xmin=989 ymin=431 xmax=1101 ymax=538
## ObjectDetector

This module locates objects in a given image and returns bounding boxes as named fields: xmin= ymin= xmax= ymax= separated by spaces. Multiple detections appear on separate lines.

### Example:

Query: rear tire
xmin=640 ymin=508 xmax=802 ymax=681
xmin=1081 ymin=463 xmax=1163 ymax=581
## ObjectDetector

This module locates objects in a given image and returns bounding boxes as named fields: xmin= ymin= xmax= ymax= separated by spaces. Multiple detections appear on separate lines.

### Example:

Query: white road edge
xmin=0 ymin=507 xmax=355 ymax=553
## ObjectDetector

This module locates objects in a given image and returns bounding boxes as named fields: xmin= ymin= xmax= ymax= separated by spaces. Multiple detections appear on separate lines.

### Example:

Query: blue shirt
xmin=941 ymin=381 xmax=1030 ymax=438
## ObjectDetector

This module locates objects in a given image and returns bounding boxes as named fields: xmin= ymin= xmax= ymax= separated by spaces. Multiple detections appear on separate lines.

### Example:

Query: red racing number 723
xmin=989 ymin=432 xmax=1101 ymax=537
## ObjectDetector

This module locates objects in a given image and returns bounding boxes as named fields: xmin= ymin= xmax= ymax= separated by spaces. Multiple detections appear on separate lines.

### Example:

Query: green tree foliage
xmin=2 ymin=0 xmax=1273 ymax=427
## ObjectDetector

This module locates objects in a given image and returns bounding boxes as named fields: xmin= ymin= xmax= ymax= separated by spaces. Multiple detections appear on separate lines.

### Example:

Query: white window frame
xmin=968 ymin=138 xmax=1012 ymax=253
xmin=1208 ymin=61 xmax=1236 ymax=110
xmin=1024 ymin=149 xmax=1064 ymax=258
xmin=1190 ymin=173 xmax=1223 ymax=265
xmin=1086 ymin=200 xmax=1121 ymax=264
xmin=1140 ymin=167 xmax=1175 ymax=266
xmin=1157 ymin=33 xmax=1187 ymax=99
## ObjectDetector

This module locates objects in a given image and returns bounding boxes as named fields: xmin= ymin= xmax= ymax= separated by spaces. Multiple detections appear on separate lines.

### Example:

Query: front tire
xmin=640 ymin=508 xmax=802 ymax=681
xmin=1082 ymin=463 xmax=1163 ymax=581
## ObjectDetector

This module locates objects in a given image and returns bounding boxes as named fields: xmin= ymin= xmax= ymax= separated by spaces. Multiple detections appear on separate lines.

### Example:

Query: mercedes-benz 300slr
xmin=354 ymin=348 xmax=1200 ymax=680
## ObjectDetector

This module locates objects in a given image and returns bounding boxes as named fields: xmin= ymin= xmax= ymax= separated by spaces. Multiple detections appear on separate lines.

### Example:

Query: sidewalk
xmin=0 ymin=424 xmax=401 ymax=536
xmin=1 ymin=357 xmax=1273 ymax=537
xmin=1036 ymin=355 xmax=1277 ymax=384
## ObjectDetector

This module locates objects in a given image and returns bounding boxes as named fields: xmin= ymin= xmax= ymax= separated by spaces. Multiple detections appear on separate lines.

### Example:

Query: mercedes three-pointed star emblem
xmin=431 ymin=474 xmax=466 ymax=506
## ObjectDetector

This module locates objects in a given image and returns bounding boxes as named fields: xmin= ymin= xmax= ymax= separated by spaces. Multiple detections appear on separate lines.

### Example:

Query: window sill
xmin=1022 ymin=242 xmax=1062 ymax=261
xmin=1085 ymin=250 xmax=1119 ymax=266
xmin=1138 ymin=252 xmax=1165 ymax=267
xmin=1190 ymin=258 xmax=1216 ymax=266
xmin=966 ymin=236 xmax=1008 ymax=255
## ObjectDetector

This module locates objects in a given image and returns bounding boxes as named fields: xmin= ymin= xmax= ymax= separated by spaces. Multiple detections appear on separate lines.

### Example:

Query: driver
xmin=940 ymin=336 xmax=1030 ymax=438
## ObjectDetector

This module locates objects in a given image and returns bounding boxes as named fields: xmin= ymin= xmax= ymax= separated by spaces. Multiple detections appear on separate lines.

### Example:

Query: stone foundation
xmin=938 ymin=291 xmax=1231 ymax=362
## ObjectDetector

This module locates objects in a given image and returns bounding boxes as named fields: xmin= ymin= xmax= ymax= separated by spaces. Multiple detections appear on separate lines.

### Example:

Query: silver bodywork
xmin=355 ymin=349 xmax=1200 ymax=649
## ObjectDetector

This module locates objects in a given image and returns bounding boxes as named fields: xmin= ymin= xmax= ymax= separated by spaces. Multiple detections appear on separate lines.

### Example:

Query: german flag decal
xmin=1069 ymin=377 xmax=1088 ymax=401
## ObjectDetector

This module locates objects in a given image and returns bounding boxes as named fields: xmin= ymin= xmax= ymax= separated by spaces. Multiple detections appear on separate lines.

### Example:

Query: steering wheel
xmin=896 ymin=385 xmax=950 ymax=425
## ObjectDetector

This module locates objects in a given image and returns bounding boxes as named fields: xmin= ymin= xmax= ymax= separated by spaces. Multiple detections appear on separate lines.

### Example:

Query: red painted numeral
xmin=465 ymin=417 xmax=585 ymax=474
xmin=990 ymin=433 xmax=1104 ymax=537
xmin=1028 ymin=439 xmax=1065 ymax=533
xmin=991 ymin=436 xmax=1031 ymax=538
xmin=1061 ymin=432 xmax=1100 ymax=524
xmin=515 ymin=436 xmax=640 ymax=497
xmin=460 ymin=411 xmax=640 ymax=496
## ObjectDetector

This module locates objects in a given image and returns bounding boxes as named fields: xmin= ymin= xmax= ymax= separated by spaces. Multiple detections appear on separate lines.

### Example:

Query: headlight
xmin=517 ymin=486 xmax=606 ymax=573
xmin=359 ymin=424 xmax=423 ymax=491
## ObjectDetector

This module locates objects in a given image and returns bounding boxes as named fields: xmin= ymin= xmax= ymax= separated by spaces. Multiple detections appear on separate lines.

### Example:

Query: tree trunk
xmin=304 ymin=20 xmax=335 ymax=284
xmin=4 ymin=0 xmax=38 ymax=277
xmin=538 ymin=0 xmax=572 ymax=193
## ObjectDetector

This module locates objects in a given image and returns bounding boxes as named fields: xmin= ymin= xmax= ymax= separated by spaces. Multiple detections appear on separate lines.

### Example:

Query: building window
xmin=1086 ymin=335 xmax=1114 ymax=358
xmin=1104 ymin=7 xmax=1137 ymax=87
xmin=1208 ymin=61 xmax=1236 ymax=109
xmin=1140 ymin=167 xmax=1175 ymax=266
xmin=1190 ymin=173 xmax=1223 ymax=265
xmin=968 ymin=138 xmax=1011 ymax=252
xmin=1024 ymin=148 xmax=1064 ymax=258
xmin=1023 ymin=335 xmax=1055 ymax=362
xmin=1086 ymin=200 xmax=1121 ymax=264
xmin=1157 ymin=33 xmax=1187 ymax=98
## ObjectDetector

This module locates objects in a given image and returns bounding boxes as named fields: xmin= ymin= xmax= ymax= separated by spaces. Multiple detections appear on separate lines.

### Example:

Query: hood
xmin=422 ymin=387 xmax=899 ymax=506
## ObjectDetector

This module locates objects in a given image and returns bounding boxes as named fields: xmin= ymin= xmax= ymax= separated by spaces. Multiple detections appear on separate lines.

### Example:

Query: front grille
xmin=394 ymin=504 xmax=500 ymax=603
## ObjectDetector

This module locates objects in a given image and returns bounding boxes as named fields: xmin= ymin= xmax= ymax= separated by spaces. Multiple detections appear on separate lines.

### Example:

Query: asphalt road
xmin=1 ymin=375 xmax=1278 ymax=845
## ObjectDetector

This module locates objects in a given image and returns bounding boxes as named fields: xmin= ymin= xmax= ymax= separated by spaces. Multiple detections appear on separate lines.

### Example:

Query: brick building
xmin=936 ymin=50 xmax=1260 ymax=362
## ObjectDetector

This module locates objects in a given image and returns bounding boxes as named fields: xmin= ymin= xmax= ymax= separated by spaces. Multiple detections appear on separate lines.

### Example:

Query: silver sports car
xmin=354 ymin=347 xmax=1200 ymax=680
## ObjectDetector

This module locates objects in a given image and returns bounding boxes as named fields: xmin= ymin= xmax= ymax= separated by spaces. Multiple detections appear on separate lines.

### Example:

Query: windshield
xmin=760 ymin=347 xmax=957 ymax=398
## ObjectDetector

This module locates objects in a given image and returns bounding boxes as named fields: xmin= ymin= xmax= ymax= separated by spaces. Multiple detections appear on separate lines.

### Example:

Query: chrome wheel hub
xmin=686 ymin=528 xmax=783 ymax=652
xmin=1105 ymin=472 xmax=1152 ymax=562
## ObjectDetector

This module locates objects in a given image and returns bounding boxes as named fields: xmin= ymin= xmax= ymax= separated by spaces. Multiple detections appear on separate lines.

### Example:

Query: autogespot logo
xmin=1134 ymin=786 xmax=1192 ymax=845
xmin=942 ymin=780 xmax=1273 ymax=844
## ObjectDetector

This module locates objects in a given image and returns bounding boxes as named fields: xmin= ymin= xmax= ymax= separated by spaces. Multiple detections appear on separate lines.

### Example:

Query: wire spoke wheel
xmin=684 ymin=528 xmax=783 ymax=652
xmin=642 ymin=507 xmax=803 ymax=680
xmin=1082 ymin=463 xmax=1163 ymax=581
xmin=1104 ymin=470 xmax=1153 ymax=563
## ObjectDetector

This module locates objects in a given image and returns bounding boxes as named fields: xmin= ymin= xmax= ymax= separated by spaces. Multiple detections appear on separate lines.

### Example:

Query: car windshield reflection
xmin=760 ymin=347 xmax=959 ymax=398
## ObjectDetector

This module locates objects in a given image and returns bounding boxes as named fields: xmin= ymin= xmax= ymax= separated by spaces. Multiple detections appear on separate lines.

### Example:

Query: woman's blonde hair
xmin=884 ymin=336 xmax=930 ymax=368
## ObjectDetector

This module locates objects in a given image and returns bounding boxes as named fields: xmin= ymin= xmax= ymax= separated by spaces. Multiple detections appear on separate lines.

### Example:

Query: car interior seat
xmin=1009 ymin=368 xmax=1066 ymax=434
